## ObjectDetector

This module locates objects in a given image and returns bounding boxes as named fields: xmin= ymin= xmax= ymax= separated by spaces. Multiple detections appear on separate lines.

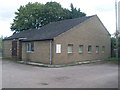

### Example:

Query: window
xmin=96 ymin=46 xmax=99 ymax=53
xmin=102 ymin=46 xmax=105 ymax=53
xmin=67 ymin=44 xmax=73 ymax=53
xmin=79 ymin=45 xmax=83 ymax=53
xmin=56 ymin=44 xmax=61 ymax=53
xmin=88 ymin=45 xmax=92 ymax=53
xmin=26 ymin=42 xmax=34 ymax=52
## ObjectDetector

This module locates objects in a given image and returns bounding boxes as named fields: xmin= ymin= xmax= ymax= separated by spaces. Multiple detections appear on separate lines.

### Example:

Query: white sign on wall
xmin=56 ymin=44 xmax=61 ymax=53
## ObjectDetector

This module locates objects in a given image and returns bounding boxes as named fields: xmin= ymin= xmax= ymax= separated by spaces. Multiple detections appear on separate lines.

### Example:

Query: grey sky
xmin=0 ymin=0 xmax=119 ymax=37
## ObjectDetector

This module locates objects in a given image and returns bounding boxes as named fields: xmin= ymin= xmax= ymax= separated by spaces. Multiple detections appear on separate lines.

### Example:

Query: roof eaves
xmin=22 ymin=38 xmax=53 ymax=42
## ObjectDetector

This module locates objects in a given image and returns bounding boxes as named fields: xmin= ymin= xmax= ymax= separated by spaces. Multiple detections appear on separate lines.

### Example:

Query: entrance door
xmin=19 ymin=41 xmax=22 ymax=59
xmin=12 ymin=41 xmax=17 ymax=57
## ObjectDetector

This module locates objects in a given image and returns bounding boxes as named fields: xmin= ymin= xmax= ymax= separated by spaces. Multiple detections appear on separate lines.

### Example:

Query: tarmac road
xmin=2 ymin=59 xmax=118 ymax=88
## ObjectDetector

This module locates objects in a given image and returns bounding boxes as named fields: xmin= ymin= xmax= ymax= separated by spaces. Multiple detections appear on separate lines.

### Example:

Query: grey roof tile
xmin=4 ymin=15 xmax=94 ymax=41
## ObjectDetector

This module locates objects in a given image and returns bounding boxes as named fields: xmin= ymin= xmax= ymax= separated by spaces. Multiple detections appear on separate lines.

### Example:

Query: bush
xmin=0 ymin=36 xmax=3 ymax=53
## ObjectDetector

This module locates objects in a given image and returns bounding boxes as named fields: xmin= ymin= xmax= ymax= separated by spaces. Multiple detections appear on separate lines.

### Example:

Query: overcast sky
xmin=0 ymin=0 xmax=120 ymax=37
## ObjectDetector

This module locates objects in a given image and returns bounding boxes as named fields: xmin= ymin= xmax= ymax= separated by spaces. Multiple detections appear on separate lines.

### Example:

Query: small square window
xmin=88 ymin=45 xmax=92 ymax=53
xmin=96 ymin=46 xmax=99 ymax=53
xmin=67 ymin=44 xmax=73 ymax=53
xmin=79 ymin=45 xmax=83 ymax=53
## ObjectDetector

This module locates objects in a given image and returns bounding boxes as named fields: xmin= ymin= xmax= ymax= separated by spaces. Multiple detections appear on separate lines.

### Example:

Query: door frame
xmin=12 ymin=41 xmax=17 ymax=57
xmin=19 ymin=41 xmax=22 ymax=59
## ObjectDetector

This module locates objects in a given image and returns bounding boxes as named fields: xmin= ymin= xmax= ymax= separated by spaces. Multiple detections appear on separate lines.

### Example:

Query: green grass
xmin=104 ymin=57 xmax=120 ymax=61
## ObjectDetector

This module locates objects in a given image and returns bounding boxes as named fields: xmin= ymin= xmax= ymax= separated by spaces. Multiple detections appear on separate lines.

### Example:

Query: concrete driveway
xmin=2 ymin=59 xmax=118 ymax=88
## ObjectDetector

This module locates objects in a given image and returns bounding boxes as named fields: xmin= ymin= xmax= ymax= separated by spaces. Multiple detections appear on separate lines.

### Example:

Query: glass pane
xmin=79 ymin=45 xmax=83 ymax=53
xmin=88 ymin=45 xmax=92 ymax=52
xmin=102 ymin=46 xmax=105 ymax=53
xmin=96 ymin=46 xmax=99 ymax=53
xmin=27 ymin=43 xmax=30 ymax=51
xmin=31 ymin=43 xmax=34 ymax=51
xmin=68 ymin=44 xmax=73 ymax=53
xmin=26 ymin=42 xmax=34 ymax=52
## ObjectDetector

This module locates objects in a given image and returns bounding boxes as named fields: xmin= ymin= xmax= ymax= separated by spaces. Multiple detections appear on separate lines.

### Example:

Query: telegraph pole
xmin=115 ymin=0 xmax=118 ymax=58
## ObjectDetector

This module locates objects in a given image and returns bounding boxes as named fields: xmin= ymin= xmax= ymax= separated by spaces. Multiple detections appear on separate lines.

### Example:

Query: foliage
xmin=111 ymin=37 xmax=116 ymax=49
xmin=11 ymin=2 xmax=45 ymax=32
xmin=11 ymin=2 xmax=86 ymax=33
xmin=0 ymin=36 xmax=3 ymax=52
xmin=111 ymin=37 xmax=120 ymax=57
xmin=118 ymin=37 xmax=120 ymax=57
xmin=104 ymin=57 xmax=120 ymax=61
xmin=119 ymin=37 xmax=120 ymax=48
xmin=70 ymin=3 xmax=86 ymax=19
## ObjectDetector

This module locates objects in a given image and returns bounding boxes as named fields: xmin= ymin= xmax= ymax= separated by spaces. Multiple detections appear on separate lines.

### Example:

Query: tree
xmin=0 ymin=36 xmax=3 ymax=53
xmin=70 ymin=3 xmax=86 ymax=19
xmin=111 ymin=37 xmax=120 ymax=57
xmin=11 ymin=2 xmax=45 ymax=32
xmin=42 ymin=2 xmax=68 ymax=25
xmin=118 ymin=37 xmax=120 ymax=57
xmin=11 ymin=2 xmax=86 ymax=33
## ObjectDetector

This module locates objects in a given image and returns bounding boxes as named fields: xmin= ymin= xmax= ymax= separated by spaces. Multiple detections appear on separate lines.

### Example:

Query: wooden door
xmin=12 ymin=41 xmax=17 ymax=57
xmin=19 ymin=41 xmax=22 ymax=59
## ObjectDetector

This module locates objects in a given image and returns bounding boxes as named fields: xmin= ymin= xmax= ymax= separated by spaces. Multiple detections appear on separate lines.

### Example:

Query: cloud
xmin=97 ymin=11 xmax=116 ymax=34
xmin=0 ymin=18 xmax=13 ymax=37
xmin=0 ymin=10 xmax=15 ymax=21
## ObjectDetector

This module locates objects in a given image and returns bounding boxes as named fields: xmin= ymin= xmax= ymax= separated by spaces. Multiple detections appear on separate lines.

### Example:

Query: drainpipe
xmin=50 ymin=40 xmax=53 ymax=65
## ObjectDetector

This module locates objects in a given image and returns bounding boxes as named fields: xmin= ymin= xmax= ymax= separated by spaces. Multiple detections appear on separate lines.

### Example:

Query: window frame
xmin=102 ymin=46 xmax=105 ymax=53
xmin=67 ymin=44 xmax=73 ymax=53
xmin=96 ymin=46 xmax=99 ymax=53
xmin=88 ymin=45 xmax=92 ymax=53
xmin=79 ymin=45 xmax=83 ymax=53
xmin=26 ymin=42 xmax=34 ymax=52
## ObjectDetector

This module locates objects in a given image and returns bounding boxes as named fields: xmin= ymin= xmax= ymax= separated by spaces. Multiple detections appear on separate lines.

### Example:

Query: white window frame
xmin=96 ymin=46 xmax=99 ymax=53
xmin=26 ymin=42 xmax=34 ymax=52
xmin=88 ymin=45 xmax=92 ymax=53
xmin=56 ymin=44 xmax=61 ymax=53
xmin=67 ymin=44 xmax=73 ymax=53
xmin=79 ymin=45 xmax=83 ymax=53
xmin=102 ymin=46 xmax=105 ymax=53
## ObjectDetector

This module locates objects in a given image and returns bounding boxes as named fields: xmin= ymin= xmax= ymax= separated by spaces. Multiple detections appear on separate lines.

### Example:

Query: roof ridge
xmin=49 ymin=15 xmax=95 ymax=24
xmin=4 ymin=15 xmax=95 ymax=41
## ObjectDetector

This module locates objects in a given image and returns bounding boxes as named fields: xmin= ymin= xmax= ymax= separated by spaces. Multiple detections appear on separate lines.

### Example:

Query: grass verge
xmin=104 ymin=57 xmax=120 ymax=61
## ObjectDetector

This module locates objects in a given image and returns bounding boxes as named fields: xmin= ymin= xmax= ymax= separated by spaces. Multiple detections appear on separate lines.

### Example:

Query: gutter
xmin=49 ymin=40 xmax=53 ymax=65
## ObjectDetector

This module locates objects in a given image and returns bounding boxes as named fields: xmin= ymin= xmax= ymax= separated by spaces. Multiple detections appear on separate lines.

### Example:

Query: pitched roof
xmin=4 ymin=15 xmax=95 ymax=41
